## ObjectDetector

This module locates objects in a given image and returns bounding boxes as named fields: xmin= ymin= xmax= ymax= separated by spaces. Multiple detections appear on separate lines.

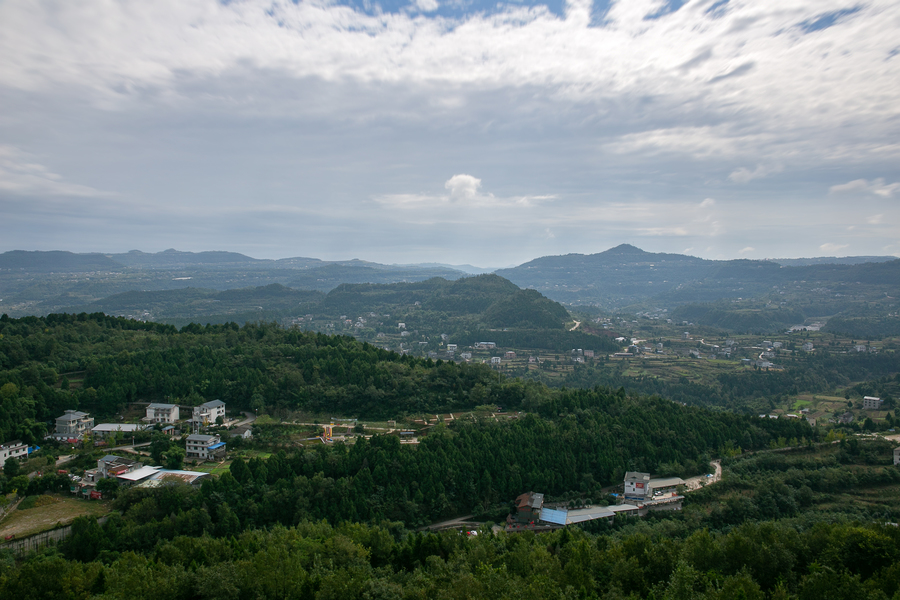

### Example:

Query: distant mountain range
xmin=2 ymin=246 xmax=898 ymax=319
xmin=495 ymin=244 xmax=900 ymax=309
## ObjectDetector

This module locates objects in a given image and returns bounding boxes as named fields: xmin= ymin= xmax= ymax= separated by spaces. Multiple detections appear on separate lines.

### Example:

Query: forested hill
xmin=0 ymin=313 xmax=806 ymax=456
xmin=323 ymin=274 xmax=570 ymax=329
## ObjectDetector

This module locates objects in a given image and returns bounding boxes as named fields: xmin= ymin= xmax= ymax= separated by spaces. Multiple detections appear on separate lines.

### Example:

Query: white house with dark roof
xmin=145 ymin=403 xmax=180 ymax=424
xmin=192 ymin=400 xmax=226 ymax=426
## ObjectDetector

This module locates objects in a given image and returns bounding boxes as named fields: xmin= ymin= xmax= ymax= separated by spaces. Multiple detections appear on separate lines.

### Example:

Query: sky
xmin=1 ymin=0 xmax=898 ymax=268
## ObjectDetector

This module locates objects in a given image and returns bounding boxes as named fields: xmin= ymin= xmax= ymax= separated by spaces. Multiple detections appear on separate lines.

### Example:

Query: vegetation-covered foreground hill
xmin=6 ymin=313 xmax=900 ymax=600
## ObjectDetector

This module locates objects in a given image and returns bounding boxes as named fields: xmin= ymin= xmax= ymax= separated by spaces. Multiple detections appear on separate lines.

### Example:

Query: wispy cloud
xmin=374 ymin=174 xmax=556 ymax=209
xmin=819 ymin=242 xmax=849 ymax=254
xmin=829 ymin=178 xmax=900 ymax=197
xmin=0 ymin=145 xmax=114 ymax=198
xmin=728 ymin=164 xmax=783 ymax=184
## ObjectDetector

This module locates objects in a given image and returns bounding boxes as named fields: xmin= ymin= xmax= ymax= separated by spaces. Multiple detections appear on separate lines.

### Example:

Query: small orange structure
xmin=323 ymin=424 xmax=334 ymax=439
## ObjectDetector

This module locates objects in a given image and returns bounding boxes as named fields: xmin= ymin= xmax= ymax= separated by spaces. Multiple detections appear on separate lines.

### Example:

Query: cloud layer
xmin=0 ymin=0 xmax=898 ymax=264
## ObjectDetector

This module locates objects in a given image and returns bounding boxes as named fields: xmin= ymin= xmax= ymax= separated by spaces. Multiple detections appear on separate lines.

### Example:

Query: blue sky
xmin=0 ymin=0 xmax=898 ymax=267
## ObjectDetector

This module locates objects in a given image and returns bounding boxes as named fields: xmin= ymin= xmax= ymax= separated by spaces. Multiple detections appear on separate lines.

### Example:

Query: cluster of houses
xmin=39 ymin=400 xmax=250 ymax=463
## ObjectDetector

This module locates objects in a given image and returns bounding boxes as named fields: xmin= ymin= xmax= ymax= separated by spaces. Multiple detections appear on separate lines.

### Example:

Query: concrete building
xmin=894 ymin=447 xmax=900 ymax=466
xmin=474 ymin=342 xmax=497 ymax=349
xmin=624 ymin=472 xmax=651 ymax=500
xmin=862 ymin=396 xmax=883 ymax=410
xmin=0 ymin=440 xmax=28 ymax=463
xmin=186 ymin=434 xmax=226 ymax=461
xmin=192 ymin=400 xmax=226 ymax=426
xmin=624 ymin=472 xmax=686 ymax=501
xmin=145 ymin=403 xmax=180 ymax=424
xmin=53 ymin=410 xmax=94 ymax=439
xmin=490 ymin=357 xmax=502 ymax=365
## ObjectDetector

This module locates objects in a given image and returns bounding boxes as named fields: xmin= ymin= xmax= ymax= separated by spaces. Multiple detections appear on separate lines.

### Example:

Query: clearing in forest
xmin=0 ymin=494 xmax=110 ymax=539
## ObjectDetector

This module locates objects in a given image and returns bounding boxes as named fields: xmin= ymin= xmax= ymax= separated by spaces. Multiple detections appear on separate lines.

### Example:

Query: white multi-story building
xmin=192 ymin=400 xmax=226 ymax=425
xmin=0 ymin=440 xmax=28 ymax=463
xmin=145 ymin=403 xmax=180 ymax=424
xmin=186 ymin=434 xmax=225 ymax=461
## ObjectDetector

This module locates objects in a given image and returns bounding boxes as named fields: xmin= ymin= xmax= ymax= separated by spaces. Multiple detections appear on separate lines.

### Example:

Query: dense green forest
xmin=3 ymin=439 xmax=900 ymax=599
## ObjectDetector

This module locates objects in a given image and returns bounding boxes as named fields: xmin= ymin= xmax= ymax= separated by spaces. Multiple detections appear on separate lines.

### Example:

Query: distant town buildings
xmin=475 ymin=342 xmax=497 ymax=349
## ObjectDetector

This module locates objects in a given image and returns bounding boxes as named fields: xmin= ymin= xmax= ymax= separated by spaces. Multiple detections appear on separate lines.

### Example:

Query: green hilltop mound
xmin=322 ymin=274 xmax=567 ymax=329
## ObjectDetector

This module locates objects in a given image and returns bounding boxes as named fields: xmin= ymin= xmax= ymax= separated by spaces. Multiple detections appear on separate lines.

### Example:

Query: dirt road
xmin=683 ymin=459 xmax=721 ymax=492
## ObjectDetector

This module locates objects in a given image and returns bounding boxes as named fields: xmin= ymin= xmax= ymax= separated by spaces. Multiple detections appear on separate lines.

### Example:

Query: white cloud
xmin=738 ymin=247 xmax=755 ymax=254
xmin=819 ymin=242 xmax=849 ymax=254
xmin=445 ymin=174 xmax=483 ymax=201
xmin=829 ymin=178 xmax=900 ymax=197
xmin=374 ymin=174 xmax=555 ymax=211
xmin=413 ymin=0 xmax=439 ymax=13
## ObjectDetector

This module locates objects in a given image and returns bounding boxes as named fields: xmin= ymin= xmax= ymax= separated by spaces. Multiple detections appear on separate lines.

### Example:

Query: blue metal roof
xmin=208 ymin=442 xmax=226 ymax=450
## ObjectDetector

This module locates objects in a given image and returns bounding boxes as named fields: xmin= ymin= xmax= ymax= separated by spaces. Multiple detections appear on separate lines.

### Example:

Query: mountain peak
xmin=602 ymin=243 xmax=647 ymax=256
